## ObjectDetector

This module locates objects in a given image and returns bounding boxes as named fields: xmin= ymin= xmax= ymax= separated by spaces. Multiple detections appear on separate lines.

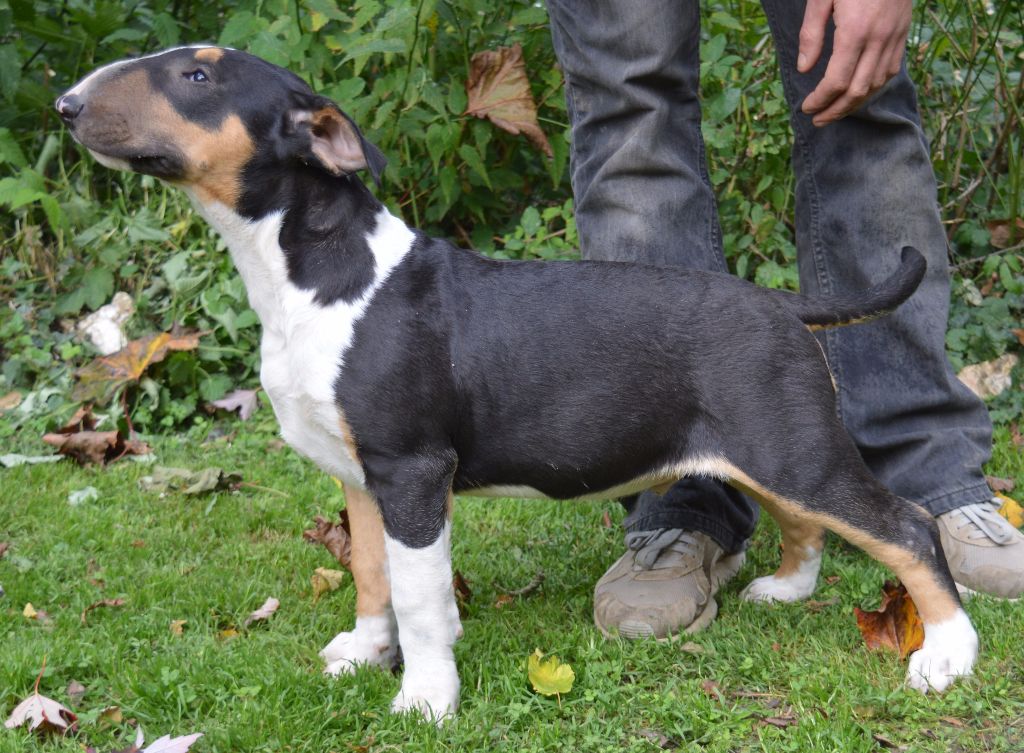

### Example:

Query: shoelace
xmin=625 ymin=528 xmax=700 ymax=569
xmin=949 ymin=500 xmax=1013 ymax=545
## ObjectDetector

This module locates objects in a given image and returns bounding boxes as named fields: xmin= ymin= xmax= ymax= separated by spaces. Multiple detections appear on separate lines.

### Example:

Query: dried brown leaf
xmin=986 ymin=475 xmax=1016 ymax=493
xmin=73 ymin=329 xmax=201 ymax=403
xmin=81 ymin=598 xmax=126 ymax=625
xmin=957 ymin=354 xmax=1018 ymax=400
xmin=303 ymin=509 xmax=352 ymax=570
xmin=65 ymin=681 xmax=86 ymax=707
xmin=453 ymin=570 xmax=472 ymax=617
xmin=42 ymin=430 xmax=150 ymax=466
xmin=986 ymin=217 xmax=1024 ymax=249
xmin=854 ymin=581 xmax=925 ymax=660
xmin=465 ymin=43 xmax=552 ymax=156
xmin=0 ymin=391 xmax=22 ymax=412
xmin=170 ymin=620 xmax=187 ymax=636
xmin=0 ymin=541 xmax=8 ymax=559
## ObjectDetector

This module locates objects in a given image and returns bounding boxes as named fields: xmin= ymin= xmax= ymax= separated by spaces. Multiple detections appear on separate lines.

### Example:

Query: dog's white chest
xmin=191 ymin=200 xmax=415 ymax=488
xmin=258 ymin=310 xmax=365 ymax=486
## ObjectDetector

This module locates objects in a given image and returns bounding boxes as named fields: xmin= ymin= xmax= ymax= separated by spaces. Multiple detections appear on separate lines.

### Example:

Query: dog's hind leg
xmin=726 ymin=454 xmax=978 ymax=693
xmin=321 ymin=484 xmax=399 ymax=675
xmin=740 ymin=508 xmax=825 ymax=603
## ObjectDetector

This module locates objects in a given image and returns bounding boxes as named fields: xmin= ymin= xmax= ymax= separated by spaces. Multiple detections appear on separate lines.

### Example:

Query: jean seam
xmin=760 ymin=0 xmax=849 ymax=424
xmin=918 ymin=481 xmax=994 ymax=516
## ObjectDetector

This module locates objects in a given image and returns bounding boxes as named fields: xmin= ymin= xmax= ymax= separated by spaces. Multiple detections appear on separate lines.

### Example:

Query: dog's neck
xmin=184 ymin=170 xmax=415 ymax=333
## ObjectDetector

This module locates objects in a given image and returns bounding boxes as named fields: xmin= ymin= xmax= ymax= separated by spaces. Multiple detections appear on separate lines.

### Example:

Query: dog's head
xmin=56 ymin=46 xmax=386 ymax=211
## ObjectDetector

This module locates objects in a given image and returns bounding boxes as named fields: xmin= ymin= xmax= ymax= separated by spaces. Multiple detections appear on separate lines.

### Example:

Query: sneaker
xmin=593 ymin=528 xmax=745 ymax=640
xmin=937 ymin=499 xmax=1024 ymax=599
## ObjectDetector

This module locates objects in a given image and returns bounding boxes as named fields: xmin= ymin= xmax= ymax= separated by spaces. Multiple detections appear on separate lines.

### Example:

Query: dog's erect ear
xmin=289 ymin=104 xmax=386 ymax=186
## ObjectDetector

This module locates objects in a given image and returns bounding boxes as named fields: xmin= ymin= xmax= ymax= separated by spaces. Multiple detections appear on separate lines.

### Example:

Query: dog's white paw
xmin=391 ymin=665 xmax=460 ymax=724
xmin=321 ymin=616 xmax=397 ymax=675
xmin=740 ymin=574 xmax=815 ymax=603
xmin=906 ymin=609 xmax=977 ymax=693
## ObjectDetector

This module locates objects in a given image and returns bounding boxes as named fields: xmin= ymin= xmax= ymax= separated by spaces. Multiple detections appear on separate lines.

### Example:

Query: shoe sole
xmin=955 ymin=581 xmax=1020 ymax=602
xmin=593 ymin=597 xmax=718 ymax=642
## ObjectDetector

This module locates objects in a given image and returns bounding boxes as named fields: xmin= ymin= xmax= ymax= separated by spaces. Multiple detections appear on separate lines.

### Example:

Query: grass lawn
xmin=2 ymin=420 xmax=1023 ymax=752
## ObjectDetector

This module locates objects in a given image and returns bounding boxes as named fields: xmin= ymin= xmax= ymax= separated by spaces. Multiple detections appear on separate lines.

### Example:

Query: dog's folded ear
xmin=289 ymin=103 xmax=386 ymax=186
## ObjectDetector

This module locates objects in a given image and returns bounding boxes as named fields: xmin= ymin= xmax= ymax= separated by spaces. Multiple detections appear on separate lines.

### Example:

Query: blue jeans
xmin=546 ymin=0 xmax=993 ymax=553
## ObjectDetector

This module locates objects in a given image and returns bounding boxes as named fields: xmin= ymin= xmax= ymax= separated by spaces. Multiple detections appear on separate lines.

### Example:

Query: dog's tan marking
xmin=772 ymin=514 xmax=825 ymax=579
xmin=194 ymin=47 xmax=224 ymax=63
xmin=344 ymin=484 xmax=391 ymax=618
xmin=338 ymin=413 xmax=361 ymax=465
xmin=80 ymin=69 xmax=254 ymax=208
xmin=719 ymin=461 xmax=960 ymax=624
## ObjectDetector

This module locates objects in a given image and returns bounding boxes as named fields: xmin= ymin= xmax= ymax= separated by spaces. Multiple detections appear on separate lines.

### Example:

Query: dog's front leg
xmin=371 ymin=460 xmax=461 ymax=722
xmin=321 ymin=484 xmax=398 ymax=674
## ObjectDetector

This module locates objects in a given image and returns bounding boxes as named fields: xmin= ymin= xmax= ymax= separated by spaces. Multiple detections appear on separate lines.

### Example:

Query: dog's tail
xmin=770 ymin=246 xmax=926 ymax=329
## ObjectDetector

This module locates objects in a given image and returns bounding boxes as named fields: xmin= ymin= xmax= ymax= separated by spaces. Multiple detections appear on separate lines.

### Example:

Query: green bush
xmin=0 ymin=0 xmax=1020 ymax=437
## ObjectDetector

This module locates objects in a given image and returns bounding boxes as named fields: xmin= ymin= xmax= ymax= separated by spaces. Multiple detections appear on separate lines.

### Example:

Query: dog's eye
xmin=184 ymin=70 xmax=208 ymax=83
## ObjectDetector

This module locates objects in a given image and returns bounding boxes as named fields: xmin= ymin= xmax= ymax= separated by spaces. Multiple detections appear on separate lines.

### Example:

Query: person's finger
xmin=810 ymin=44 xmax=883 ymax=125
xmin=802 ymin=32 xmax=864 ymax=115
xmin=798 ymin=0 xmax=833 ymax=72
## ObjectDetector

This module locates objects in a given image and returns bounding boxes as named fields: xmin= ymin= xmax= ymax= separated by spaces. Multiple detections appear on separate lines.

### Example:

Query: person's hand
xmin=798 ymin=0 xmax=912 ymax=126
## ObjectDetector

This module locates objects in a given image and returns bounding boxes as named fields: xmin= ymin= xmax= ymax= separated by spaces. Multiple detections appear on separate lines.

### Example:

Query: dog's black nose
xmin=55 ymin=94 xmax=84 ymax=122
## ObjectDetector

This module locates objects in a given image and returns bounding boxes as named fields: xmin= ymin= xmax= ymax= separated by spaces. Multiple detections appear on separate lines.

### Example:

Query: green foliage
xmin=0 ymin=0 xmax=1021 ymax=435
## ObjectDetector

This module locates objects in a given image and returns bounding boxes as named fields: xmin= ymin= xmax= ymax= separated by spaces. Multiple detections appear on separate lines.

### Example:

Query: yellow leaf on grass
xmin=996 ymin=493 xmax=1024 ymax=529
xmin=22 ymin=603 xmax=37 ymax=619
xmin=311 ymin=567 xmax=346 ymax=601
xmin=170 ymin=619 xmax=187 ymax=635
xmin=527 ymin=649 xmax=575 ymax=696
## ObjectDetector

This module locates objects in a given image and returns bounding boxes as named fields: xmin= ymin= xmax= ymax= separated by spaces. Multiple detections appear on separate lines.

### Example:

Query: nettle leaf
xmin=82 ymin=267 xmax=115 ymax=311
xmin=0 ymin=128 xmax=27 ymax=168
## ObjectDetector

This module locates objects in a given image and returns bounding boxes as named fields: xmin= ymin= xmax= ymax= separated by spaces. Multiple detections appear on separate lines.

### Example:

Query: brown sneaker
xmin=937 ymin=499 xmax=1024 ymax=599
xmin=593 ymin=529 xmax=745 ymax=640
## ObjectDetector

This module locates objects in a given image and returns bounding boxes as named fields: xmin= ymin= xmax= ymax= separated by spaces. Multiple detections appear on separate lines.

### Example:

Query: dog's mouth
xmin=85 ymin=146 xmax=186 ymax=180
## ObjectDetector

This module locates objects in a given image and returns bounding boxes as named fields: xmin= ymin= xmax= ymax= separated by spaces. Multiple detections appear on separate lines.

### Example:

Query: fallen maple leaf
xmin=465 ymin=43 xmax=552 ymax=157
xmin=81 ymin=598 xmax=126 ymax=625
xmin=42 ymin=430 xmax=150 ymax=466
xmin=23 ymin=602 xmax=37 ymax=619
xmin=303 ymin=509 xmax=352 ymax=570
xmin=527 ymin=649 xmax=575 ymax=697
xmin=996 ymin=493 xmax=1024 ymax=528
xmin=107 ymin=728 xmax=203 ymax=753
xmin=4 ymin=661 xmax=78 ymax=736
xmin=73 ymin=329 xmax=201 ymax=404
xmin=210 ymin=388 xmax=260 ymax=420
xmin=244 ymin=597 xmax=280 ymax=627
xmin=854 ymin=581 xmax=925 ymax=660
